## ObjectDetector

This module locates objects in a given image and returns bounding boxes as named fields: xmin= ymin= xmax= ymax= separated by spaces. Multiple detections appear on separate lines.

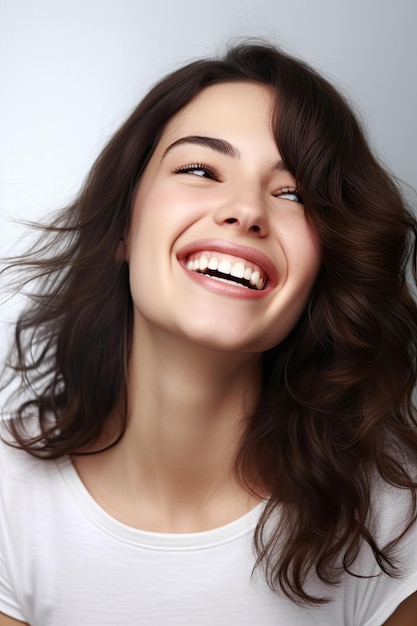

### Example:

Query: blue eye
xmin=175 ymin=163 xmax=218 ymax=180
xmin=276 ymin=188 xmax=303 ymax=203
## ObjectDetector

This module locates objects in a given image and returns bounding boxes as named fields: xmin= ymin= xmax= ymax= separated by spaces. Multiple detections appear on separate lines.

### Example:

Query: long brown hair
xmin=2 ymin=41 xmax=417 ymax=604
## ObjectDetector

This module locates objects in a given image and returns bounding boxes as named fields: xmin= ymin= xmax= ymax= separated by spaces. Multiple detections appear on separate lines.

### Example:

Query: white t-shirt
xmin=1 ymin=423 xmax=417 ymax=626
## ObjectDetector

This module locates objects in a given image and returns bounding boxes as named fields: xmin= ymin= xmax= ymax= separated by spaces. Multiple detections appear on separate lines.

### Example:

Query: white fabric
xmin=1 ymin=422 xmax=417 ymax=625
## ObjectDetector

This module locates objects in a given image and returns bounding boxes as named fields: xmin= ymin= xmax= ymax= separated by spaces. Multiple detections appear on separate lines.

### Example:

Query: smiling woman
xmin=1 ymin=42 xmax=417 ymax=626
xmin=127 ymin=81 xmax=320 ymax=352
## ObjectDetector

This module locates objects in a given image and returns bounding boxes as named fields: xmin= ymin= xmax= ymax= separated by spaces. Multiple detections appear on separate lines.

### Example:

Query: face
xmin=127 ymin=81 xmax=321 ymax=353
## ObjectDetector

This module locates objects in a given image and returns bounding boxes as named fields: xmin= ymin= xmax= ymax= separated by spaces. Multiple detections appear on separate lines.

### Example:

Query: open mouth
xmin=185 ymin=253 xmax=267 ymax=290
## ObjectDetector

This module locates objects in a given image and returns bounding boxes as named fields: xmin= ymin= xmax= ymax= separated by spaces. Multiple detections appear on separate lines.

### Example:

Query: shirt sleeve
xmin=0 ymin=551 xmax=27 ymax=621
xmin=0 ymin=430 xmax=29 ymax=622
xmin=350 ymin=480 xmax=417 ymax=626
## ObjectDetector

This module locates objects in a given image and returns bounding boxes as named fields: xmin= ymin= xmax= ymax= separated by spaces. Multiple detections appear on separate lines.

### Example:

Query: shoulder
xmin=0 ymin=614 xmax=29 ymax=625
xmin=383 ymin=591 xmax=417 ymax=624
xmin=343 ymin=472 xmax=417 ymax=625
xmin=0 ymin=416 xmax=63 ymax=521
xmin=357 ymin=470 xmax=417 ymax=583
xmin=369 ymin=467 xmax=417 ymax=550
xmin=0 ymin=417 xmax=49 ymax=625
xmin=0 ymin=416 xmax=45 ymax=482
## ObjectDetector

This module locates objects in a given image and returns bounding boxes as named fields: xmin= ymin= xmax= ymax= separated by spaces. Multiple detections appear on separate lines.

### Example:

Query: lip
xmin=176 ymin=238 xmax=279 ymax=298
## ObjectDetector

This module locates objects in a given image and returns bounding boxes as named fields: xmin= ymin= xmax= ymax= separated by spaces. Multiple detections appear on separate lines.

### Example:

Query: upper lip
xmin=176 ymin=238 xmax=279 ymax=287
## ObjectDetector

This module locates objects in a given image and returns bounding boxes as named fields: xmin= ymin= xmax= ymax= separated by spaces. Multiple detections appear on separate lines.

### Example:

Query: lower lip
xmin=182 ymin=266 xmax=273 ymax=300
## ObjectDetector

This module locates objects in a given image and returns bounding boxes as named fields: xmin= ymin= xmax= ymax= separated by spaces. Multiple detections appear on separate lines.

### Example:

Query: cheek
xmin=127 ymin=188 xmax=168 ymax=263
xmin=275 ymin=214 xmax=321 ymax=279
xmin=126 ymin=202 xmax=163 ymax=312
xmin=126 ymin=190 xmax=186 ymax=321
xmin=128 ymin=186 xmax=199 ymax=247
xmin=294 ymin=237 xmax=321 ymax=286
xmin=301 ymin=228 xmax=321 ymax=283
xmin=263 ymin=223 xmax=320 ymax=348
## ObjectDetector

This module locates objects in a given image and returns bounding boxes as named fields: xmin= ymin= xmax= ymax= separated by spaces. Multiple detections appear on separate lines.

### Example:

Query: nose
xmin=213 ymin=187 xmax=269 ymax=237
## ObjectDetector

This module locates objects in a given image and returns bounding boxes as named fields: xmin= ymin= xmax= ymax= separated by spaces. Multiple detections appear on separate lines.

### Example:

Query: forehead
xmin=159 ymin=81 xmax=275 ymax=148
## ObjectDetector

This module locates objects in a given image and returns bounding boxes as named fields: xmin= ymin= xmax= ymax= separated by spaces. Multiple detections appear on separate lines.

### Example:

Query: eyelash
xmin=276 ymin=188 xmax=303 ymax=204
xmin=174 ymin=164 xmax=303 ymax=204
xmin=174 ymin=162 xmax=219 ymax=179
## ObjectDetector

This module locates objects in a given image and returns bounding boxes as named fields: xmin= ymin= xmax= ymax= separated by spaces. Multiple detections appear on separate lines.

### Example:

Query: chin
xmin=176 ymin=324 xmax=282 ymax=355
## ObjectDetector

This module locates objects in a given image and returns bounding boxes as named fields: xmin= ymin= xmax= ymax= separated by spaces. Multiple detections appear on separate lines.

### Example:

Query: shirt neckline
xmin=56 ymin=456 xmax=267 ymax=551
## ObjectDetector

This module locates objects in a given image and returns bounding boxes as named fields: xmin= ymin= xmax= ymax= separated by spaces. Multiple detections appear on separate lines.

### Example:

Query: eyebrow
xmin=162 ymin=134 xmax=289 ymax=172
xmin=162 ymin=135 xmax=240 ymax=159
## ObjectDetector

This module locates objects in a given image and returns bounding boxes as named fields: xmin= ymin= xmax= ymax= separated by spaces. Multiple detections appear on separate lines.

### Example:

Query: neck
xmin=74 ymin=317 xmax=265 ymax=532
xmin=124 ymin=321 xmax=262 ymax=499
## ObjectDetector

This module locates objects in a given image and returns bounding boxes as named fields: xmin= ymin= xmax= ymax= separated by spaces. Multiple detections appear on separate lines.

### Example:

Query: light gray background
xmin=1 ymin=0 xmax=416 ymax=380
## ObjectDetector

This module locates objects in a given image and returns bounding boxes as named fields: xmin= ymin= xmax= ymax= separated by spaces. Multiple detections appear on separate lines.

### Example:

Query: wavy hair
xmin=2 ymin=42 xmax=417 ymax=604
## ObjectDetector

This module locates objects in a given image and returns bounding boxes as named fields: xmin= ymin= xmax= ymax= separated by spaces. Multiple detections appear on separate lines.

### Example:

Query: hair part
xmin=2 ymin=41 xmax=417 ymax=605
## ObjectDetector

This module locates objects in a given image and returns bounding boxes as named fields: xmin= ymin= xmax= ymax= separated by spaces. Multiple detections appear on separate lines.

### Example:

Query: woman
xmin=1 ymin=42 xmax=417 ymax=625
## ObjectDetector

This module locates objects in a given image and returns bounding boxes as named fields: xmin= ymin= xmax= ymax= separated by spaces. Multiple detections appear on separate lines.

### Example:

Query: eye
xmin=275 ymin=188 xmax=303 ymax=204
xmin=174 ymin=162 xmax=219 ymax=180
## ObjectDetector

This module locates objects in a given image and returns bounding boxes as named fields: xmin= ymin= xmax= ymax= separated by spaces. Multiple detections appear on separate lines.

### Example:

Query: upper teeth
xmin=185 ymin=254 xmax=266 ymax=290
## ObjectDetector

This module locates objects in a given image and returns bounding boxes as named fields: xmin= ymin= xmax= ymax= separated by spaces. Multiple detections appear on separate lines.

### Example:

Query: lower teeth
xmin=206 ymin=275 xmax=249 ymax=289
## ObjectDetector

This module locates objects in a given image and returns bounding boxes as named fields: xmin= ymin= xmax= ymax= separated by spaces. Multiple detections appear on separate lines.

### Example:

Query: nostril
xmin=222 ymin=218 xmax=263 ymax=234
